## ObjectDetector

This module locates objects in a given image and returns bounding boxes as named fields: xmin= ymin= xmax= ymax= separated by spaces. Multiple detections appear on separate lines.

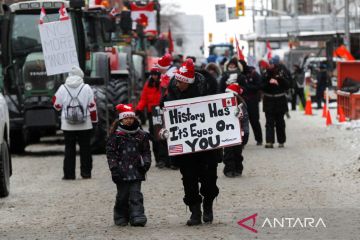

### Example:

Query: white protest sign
xmin=163 ymin=93 xmax=242 ymax=156
xmin=38 ymin=19 xmax=79 ymax=76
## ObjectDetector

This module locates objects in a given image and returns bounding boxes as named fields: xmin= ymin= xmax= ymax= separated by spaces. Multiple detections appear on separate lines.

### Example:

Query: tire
xmin=0 ymin=141 xmax=10 ymax=198
xmin=107 ymin=79 xmax=129 ymax=108
xmin=10 ymin=130 xmax=25 ymax=154
xmin=90 ymin=86 xmax=108 ymax=154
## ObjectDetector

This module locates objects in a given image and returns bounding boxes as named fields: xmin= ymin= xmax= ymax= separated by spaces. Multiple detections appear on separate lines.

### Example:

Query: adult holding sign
xmin=160 ymin=59 xmax=243 ymax=226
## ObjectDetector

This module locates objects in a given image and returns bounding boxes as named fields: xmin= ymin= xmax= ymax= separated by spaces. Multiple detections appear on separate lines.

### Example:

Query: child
xmin=223 ymin=84 xmax=249 ymax=177
xmin=106 ymin=104 xmax=151 ymax=227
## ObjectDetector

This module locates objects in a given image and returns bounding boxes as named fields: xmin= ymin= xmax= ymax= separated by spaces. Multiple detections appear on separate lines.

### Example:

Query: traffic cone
xmin=338 ymin=107 xmax=346 ymax=123
xmin=326 ymin=110 xmax=332 ymax=126
xmin=304 ymin=98 xmax=313 ymax=115
xmin=322 ymin=104 xmax=327 ymax=118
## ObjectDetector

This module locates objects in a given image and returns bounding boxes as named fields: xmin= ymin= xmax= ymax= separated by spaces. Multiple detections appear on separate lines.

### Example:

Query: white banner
xmin=163 ymin=93 xmax=242 ymax=156
xmin=38 ymin=20 xmax=79 ymax=76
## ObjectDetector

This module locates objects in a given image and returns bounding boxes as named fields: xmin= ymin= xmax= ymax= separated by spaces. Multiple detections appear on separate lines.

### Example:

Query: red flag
xmin=59 ymin=4 xmax=69 ymax=21
xmin=168 ymin=27 xmax=174 ymax=54
xmin=235 ymin=36 xmax=245 ymax=60
xmin=266 ymin=41 xmax=272 ymax=60
xmin=222 ymin=97 xmax=236 ymax=107
xmin=109 ymin=7 xmax=119 ymax=18
xmin=333 ymin=45 xmax=355 ymax=60
xmin=39 ymin=7 xmax=46 ymax=24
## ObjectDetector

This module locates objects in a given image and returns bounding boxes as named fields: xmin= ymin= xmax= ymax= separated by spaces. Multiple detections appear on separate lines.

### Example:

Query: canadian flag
xmin=222 ymin=97 xmax=236 ymax=108
xmin=59 ymin=4 xmax=69 ymax=21
xmin=39 ymin=7 xmax=46 ymax=24
xmin=265 ymin=41 xmax=272 ymax=60
xmin=130 ymin=2 xmax=157 ymax=35
xmin=235 ymin=36 xmax=245 ymax=61
xmin=109 ymin=7 xmax=119 ymax=18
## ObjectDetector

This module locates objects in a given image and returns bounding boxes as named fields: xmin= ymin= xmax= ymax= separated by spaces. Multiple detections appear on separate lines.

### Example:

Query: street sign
xmin=215 ymin=4 xmax=227 ymax=23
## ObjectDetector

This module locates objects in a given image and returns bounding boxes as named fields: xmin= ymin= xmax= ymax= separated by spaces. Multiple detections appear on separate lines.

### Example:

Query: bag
xmin=64 ymin=84 xmax=86 ymax=124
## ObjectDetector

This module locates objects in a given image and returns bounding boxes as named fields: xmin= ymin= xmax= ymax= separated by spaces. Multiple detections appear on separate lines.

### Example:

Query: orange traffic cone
xmin=326 ymin=110 xmax=332 ymax=126
xmin=322 ymin=104 xmax=327 ymax=118
xmin=304 ymin=98 xmax=313 ymax=115
xmin=338 ymin=107 xmax=346 ymax=123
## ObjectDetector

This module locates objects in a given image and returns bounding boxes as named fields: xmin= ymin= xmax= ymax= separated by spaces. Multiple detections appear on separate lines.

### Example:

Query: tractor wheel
xmin=90 ymin=86 xmax=108 ymax=154
xmin=0 ymin=140 xmax=10 ymax=197
xmin=107 ymin=79 xmax=129 ymax=120
xmin=10 ymin=130 xmax=26 ymax=154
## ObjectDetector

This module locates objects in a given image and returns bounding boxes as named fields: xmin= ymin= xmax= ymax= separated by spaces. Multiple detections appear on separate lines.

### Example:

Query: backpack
xmin=63 ymin=84 xmax=86 ymax=124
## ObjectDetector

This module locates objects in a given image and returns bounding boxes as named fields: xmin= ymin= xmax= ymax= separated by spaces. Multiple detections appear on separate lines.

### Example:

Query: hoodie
xmin=53 ymin=66 xmax=98 ymax=131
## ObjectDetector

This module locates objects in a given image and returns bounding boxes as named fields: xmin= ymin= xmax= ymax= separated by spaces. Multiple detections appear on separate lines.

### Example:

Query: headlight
xmin=25 ymin=82 xmax=32 ymax=91
xmin=46 ymin=81 xmax=55 ymax=90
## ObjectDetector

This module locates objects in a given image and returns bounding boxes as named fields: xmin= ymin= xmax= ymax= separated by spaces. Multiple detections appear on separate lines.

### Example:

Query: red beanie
xmin=259 ymin=60 xmax=270 ymax=69
xmin=225 ymin=83 xmax=243 ymax=96
xmin=175 ymin=58 xmax=195 ymax=84
xmin=116 ymin=104 xmax=135 ymax=120
xmin=156 ymin=53 xmax=172 ymax=70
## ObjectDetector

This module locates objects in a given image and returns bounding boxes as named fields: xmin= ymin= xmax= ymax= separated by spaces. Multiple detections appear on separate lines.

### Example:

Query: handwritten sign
xmin=39 ymin=19 xmax=79 ymax=76
xmin=163 ymin=93 xmax=242 ymax=156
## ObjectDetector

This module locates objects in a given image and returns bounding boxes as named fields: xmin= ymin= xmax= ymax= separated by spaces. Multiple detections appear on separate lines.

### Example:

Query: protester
xmin=258 ymin=59 xmax=270 ymax=77
xmin=135 ymin=66 xmax=163 ymax=167
xmin=262 ymin=56 xmax=290 ymax=148
xmin=189 ymin=57 xmax=219 ymax=95
xmin=239 ymin=60 xmax=263 ymax=145
xmin=316 ymin=63 xmax=328 ymax=109
xmin=291 ymin=64 xmax=306 ymax=110
xmin=160 ymin=59 xmax=222 ymax=226
xmin=106 ymin=104 xmax=151 ymax=227
xmin=53 ymin=66 xmax=97 ymax=180
xmin=223 ymin=84 xmax=249 ymax=177
xmin=205 ymin=62 xmax=222 ymax=84
xmin=219 ymin=56 xmax=247 ymax=93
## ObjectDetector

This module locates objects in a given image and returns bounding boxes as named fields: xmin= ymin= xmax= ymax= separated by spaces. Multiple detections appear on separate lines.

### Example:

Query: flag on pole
xmin=168 ymin=27 xmax=174 ymax=54
xmin=109 ymin=7 xmax=119 ymax=18
xmin=59 ymin=4 xmax=69 ymax=21
xmin=266 ymin=41 xmax=272 ymax=60
xmin=235 ymin=35 xmax=245 ymax=60
xmin=39 ymin=7 xmax=46 ymax=24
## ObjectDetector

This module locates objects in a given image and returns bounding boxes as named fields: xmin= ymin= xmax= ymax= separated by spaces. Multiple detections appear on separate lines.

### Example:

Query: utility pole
xmin=345 ymin=0 xmax=351 ymax=50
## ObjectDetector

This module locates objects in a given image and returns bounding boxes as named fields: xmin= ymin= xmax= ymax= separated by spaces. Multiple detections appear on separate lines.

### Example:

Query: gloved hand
xmin=159 ymin=128 xmax=169 ymax=140
xmin=234 ymin=103 xmax=244 ymax=119
xmin=139 ymin=162 xmax=151 ymax=175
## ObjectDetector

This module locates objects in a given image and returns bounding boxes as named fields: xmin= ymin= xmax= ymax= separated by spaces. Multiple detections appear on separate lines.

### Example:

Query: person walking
xmin=222 ymin=84 xmax=249 ymax=177
xmin=160 ymin=59 xmax=222 ymax=226
xmin=135 ymin=66 xmax=163 ymax=167
xmin=316 ymin=63 xmax=328 ymax=109
xmin=53 ymin=66 xmax=98 ymax=180
xmin=262 ymin=57 xmax=290 ymax=148
xmin=291 ymin=64 xmax=306 ymax=110
xmin=106 ymin=104 xmax=151 ymax=227
xmin=239 ymin=60 xmax=263 ymax=145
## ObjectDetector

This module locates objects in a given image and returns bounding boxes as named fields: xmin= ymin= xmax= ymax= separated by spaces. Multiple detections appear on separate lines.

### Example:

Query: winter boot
xmin=113 ymin=204 xmax=129 ymax=226
xmin=186 ymin=204 xmax=202 ymax=226
xmin=202 ymin=199 xmax=214 ymax=223
xmin=129 ymin=183 xmax=147 ymax=227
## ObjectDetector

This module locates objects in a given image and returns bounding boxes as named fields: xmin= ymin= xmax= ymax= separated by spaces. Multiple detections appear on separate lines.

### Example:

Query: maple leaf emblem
xmin=179 ymin=66 xmax=188 ymax=73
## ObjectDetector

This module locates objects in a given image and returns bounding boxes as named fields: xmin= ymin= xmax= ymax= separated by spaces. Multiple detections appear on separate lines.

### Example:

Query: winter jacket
xmin=219 ymin=69 xmax=248 ymax=94
xmin=243 ymin=66 xmax=262 ymax=102
xmin=261 ymin=65 xmax=290 ymax=114
xmin=53 ymin=66 xmax=97 ymax=131
xmin=106 ymin=121 xmax=151 ymax=183
xmin=196 ymin=69 xmax=219 ymax=95
xmin=136 ymin=78 xmax=161 ymax=113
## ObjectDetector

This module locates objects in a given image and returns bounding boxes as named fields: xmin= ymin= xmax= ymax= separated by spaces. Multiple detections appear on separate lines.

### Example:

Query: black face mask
xmin=119 ymin=119 xmax=140 ymax=131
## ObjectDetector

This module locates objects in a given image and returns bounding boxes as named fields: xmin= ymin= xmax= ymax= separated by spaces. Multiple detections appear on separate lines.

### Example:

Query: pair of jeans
xmin=63 ymin=130 xmax=93 ymax=178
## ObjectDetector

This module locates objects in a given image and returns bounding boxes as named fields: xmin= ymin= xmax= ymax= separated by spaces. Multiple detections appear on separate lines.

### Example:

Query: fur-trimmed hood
xmin=205 ymin=62 xmax=222 ymax=77
xmin=224 ymin=57 xmax=243 ymax=73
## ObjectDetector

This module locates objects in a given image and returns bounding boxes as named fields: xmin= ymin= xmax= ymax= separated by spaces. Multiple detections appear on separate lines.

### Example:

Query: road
xmin=0 ymin=108 xmax=359 ymax=240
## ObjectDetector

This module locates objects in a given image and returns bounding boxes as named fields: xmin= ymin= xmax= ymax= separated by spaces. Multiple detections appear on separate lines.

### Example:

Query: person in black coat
xmin=316 ymin=63 xmax=328 ymax=109
xmin=239 ymin=60 xmax=263 ymax=145
xmin=219 ymin=56 xmax=247 ymax=93
xmin=262 ymin=56 xmax=290 ymax=148
xmin=160 ymin=59 xmax=222 ymax=226
xmin=291 ymin=64 xmax=306 ymax=110
xmin=106 ymin=104 xmax=151 ymax=227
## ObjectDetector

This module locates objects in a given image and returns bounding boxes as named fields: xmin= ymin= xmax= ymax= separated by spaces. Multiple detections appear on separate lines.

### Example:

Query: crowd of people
xmin=52 ymin=52 xmax=327 ymax=228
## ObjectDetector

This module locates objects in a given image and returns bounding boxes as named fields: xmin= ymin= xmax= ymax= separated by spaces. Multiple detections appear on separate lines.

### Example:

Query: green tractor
xmin=0 ymin=0 xmax=103 ymax=153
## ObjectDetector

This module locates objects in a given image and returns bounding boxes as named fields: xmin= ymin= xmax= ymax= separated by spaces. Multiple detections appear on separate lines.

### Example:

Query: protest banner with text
xmin=39 ymin=19 xmax=79 ymax=76
xmin=163 ymin=93 xmax=242 ymax=156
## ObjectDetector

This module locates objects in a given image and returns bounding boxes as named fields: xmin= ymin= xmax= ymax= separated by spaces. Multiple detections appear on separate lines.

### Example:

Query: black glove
xmin=139 ymin=162 xmax=151 ymax=175
xmin=111 ymin=169 xmax=122 ymax=184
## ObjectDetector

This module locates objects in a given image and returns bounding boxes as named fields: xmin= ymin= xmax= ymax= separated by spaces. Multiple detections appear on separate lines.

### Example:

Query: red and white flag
xmin=222 ymin=97 xmax=236 ymax=108
xmin=59 ymin=4 xmax=69 ymax=21
xmin=266 ymin=41 xmax=272 ymax=60
xmin=39 ymin=7 xmax=46 ymax=24
xmin=109 ymin=7 xmax=119 ymax=18
xmin=235 ymin=36 xmax=245 ymax=61
xmin=130 ymin=1 xmax=157 ymax=35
